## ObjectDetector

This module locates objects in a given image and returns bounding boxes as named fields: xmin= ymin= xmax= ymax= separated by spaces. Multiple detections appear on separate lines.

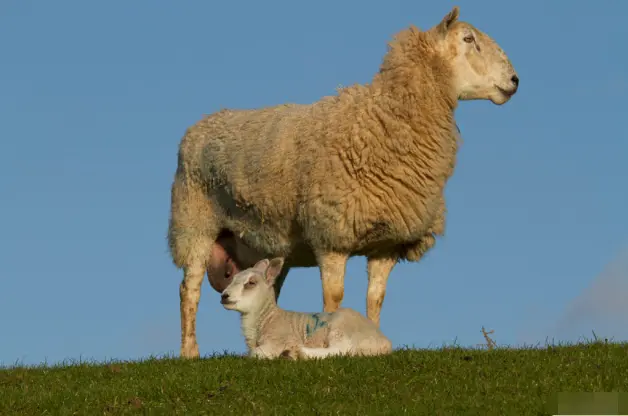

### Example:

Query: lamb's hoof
xmin=280 ymin=349 xmax=299 ymax=360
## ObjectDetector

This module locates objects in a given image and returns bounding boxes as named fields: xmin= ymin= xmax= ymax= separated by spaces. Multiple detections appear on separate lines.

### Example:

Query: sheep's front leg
xmin=366 ymin=256 xmax=397 ymax=327
xmin=316 ymin=252 xmax=349 ymax=313
xmin=179 ymin=263 xmax=205 ymax=358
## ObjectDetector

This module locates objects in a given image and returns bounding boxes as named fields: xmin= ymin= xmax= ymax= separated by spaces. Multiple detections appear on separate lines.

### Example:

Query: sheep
xmin=221 ymin=257 xmax=393 ymax=360
xmin=168 ymin=5 xmax=520 ymax=358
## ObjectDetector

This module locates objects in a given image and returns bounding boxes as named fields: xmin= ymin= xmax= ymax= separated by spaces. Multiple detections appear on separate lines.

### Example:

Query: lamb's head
xmin=430 ymin=6 xmax=519 ymax=105
xmin=220 ymin=257 xmax=285 ymax=314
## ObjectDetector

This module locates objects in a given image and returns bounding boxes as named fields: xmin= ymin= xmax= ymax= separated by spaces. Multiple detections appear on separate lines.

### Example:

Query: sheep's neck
xmin=372 ymin=28 xmax=458 ymax=129
xmin=240 ymin=298 xmax=278 ymax=351
xmin=337 ymin=27 xmax=460 ymax=188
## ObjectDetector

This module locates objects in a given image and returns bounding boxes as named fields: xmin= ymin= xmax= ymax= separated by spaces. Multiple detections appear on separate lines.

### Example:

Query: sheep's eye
xmin=463 ymin=35 xmax=475 ymax=43
xmin=245 ymin=280 xmax=256 ymax=288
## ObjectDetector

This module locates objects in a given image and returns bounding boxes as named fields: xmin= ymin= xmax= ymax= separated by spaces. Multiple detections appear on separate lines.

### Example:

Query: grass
xmin=2 ymin=337 xmax=628 ymax=415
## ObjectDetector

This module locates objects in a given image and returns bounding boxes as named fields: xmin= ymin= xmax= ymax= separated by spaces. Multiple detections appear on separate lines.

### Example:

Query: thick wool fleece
xmin=169 ymin=26 xmax=460 ymax=268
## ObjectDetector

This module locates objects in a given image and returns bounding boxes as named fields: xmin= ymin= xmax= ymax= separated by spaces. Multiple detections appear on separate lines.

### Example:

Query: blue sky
xmin=1 ymin=0 xmax=627 ymax=366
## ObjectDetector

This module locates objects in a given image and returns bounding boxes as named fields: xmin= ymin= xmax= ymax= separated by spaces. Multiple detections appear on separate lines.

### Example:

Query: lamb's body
xmin=169 ymin=6 xmax=519 ymax=358
xmin=222 ymin=259 xmax=393 ymax=360
xmin=247 ymin=308 xmax=393 ymax=360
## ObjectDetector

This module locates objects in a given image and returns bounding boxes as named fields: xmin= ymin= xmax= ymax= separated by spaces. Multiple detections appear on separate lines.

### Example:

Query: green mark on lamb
xmin=306 ymin=312 xmax=331 ymax=338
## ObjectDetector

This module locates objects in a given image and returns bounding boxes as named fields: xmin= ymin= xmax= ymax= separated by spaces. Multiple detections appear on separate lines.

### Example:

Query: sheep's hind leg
xmin=169 ymin=168 xmax=225 ymax=359
xmin=179 ymin=262 xmax=206 ymax=359
xmin=366 ymin=256 xmax=397 ymax=327
xmin=316 ymin=252 xmax=349 ymax=313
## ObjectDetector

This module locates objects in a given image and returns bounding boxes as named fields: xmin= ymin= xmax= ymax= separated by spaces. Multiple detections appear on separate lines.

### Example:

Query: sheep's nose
xmin=221 ymin=293 xmax=229 ymax=302
xmin=511 ymin=75 xmax=519 ymax=87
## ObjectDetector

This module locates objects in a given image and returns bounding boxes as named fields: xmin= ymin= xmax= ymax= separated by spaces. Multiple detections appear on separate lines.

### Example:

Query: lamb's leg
xmin=251 ymin=342 xmax=294 ymax=359
xmin=298 ymin=346 xmax=346 ymax=359
xmin=299 ymin=339 xmax=352 ymax=359
xmin=366 ymin=256 xmax=397 ymax=326
xmin=250 ymin=346 xmax=275 ymax=359
xmin=316 ymin=252 xmax=349 ymax=313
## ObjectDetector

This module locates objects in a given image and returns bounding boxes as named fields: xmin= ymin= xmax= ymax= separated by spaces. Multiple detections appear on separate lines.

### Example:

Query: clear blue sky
xmin=1 ymin=0 xmax=627 ymax=366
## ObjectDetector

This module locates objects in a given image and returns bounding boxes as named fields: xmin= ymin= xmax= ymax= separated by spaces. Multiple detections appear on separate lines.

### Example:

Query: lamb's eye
xmin=245 ymin=280 xmax=256 ymax=288
xmin=463 ymin=35 xmax=475 ymax=43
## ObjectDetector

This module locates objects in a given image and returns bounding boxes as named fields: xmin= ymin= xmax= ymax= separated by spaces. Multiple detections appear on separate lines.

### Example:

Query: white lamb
xmin=221 ymin=258 xmax=393 ymax=360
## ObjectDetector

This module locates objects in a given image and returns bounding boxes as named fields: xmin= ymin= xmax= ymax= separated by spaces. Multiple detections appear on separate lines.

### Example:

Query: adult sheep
xmin=168 ymin=6 xmax=519 ymax=359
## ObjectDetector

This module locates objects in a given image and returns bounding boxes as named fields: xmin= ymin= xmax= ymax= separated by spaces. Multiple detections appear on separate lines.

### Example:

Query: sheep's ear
xmin=435 ymin=6 xmax=459 ymax=36
xmin=252 ymin=258 xmax=270 ymax=273
xmin=264 ymin=257 xmax=285 ymax=285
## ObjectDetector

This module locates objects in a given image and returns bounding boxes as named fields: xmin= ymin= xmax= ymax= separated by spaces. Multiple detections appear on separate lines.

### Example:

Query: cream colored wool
xmin=168 ymin=6 xmax=520 ymax=358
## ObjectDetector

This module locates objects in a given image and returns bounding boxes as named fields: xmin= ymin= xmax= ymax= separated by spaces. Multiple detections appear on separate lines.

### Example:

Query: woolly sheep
xmin=221 ymin=258 xmax=393 ymax=360
xmin=168 ymin=6 xmax=520 ymax=358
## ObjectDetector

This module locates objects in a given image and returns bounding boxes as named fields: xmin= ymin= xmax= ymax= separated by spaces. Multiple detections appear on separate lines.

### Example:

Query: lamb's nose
xmin=511 ymin=75 xmax=519 ymax=87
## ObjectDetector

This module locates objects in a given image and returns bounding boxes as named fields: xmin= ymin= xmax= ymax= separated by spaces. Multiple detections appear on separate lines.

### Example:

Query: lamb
xmin=221 ymin=257 xmax=393 ymax=360
xmin=168 ymin=5 xmax=520 ymax=358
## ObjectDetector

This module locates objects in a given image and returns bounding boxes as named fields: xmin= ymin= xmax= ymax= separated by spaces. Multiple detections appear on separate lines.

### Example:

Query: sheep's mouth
xmin=495 ymin=85 xmax=516 ymax=97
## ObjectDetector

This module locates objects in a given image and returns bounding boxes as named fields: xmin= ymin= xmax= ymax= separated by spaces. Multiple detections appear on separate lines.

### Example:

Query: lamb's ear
xmin=435 ymin=6 xmax=460 ymax=37
xmin=252 ymin=258 xmax=270 ymax=273
xmin=264 ymin=257 xmax=285 ymax=285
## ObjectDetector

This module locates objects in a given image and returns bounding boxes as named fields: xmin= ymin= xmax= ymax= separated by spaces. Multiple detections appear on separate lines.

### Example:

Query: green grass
xmin=2 ymin=340 xmax=627 ymax=415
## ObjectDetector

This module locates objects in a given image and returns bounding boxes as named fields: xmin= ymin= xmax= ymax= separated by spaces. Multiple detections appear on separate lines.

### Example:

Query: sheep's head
xmin=430 ymin=6 xmax=519 ymax=105
xmin=220 ymin=257 xmax=285 ymax=314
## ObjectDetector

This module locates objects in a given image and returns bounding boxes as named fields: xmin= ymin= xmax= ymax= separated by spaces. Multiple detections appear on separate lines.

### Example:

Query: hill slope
xmin=2 ymin=342 xmax=627 ymax=415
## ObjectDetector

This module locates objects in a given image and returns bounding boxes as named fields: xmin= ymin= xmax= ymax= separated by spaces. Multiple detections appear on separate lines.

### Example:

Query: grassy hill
xmin=2 ymin=340 xmax=627 ymax=415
